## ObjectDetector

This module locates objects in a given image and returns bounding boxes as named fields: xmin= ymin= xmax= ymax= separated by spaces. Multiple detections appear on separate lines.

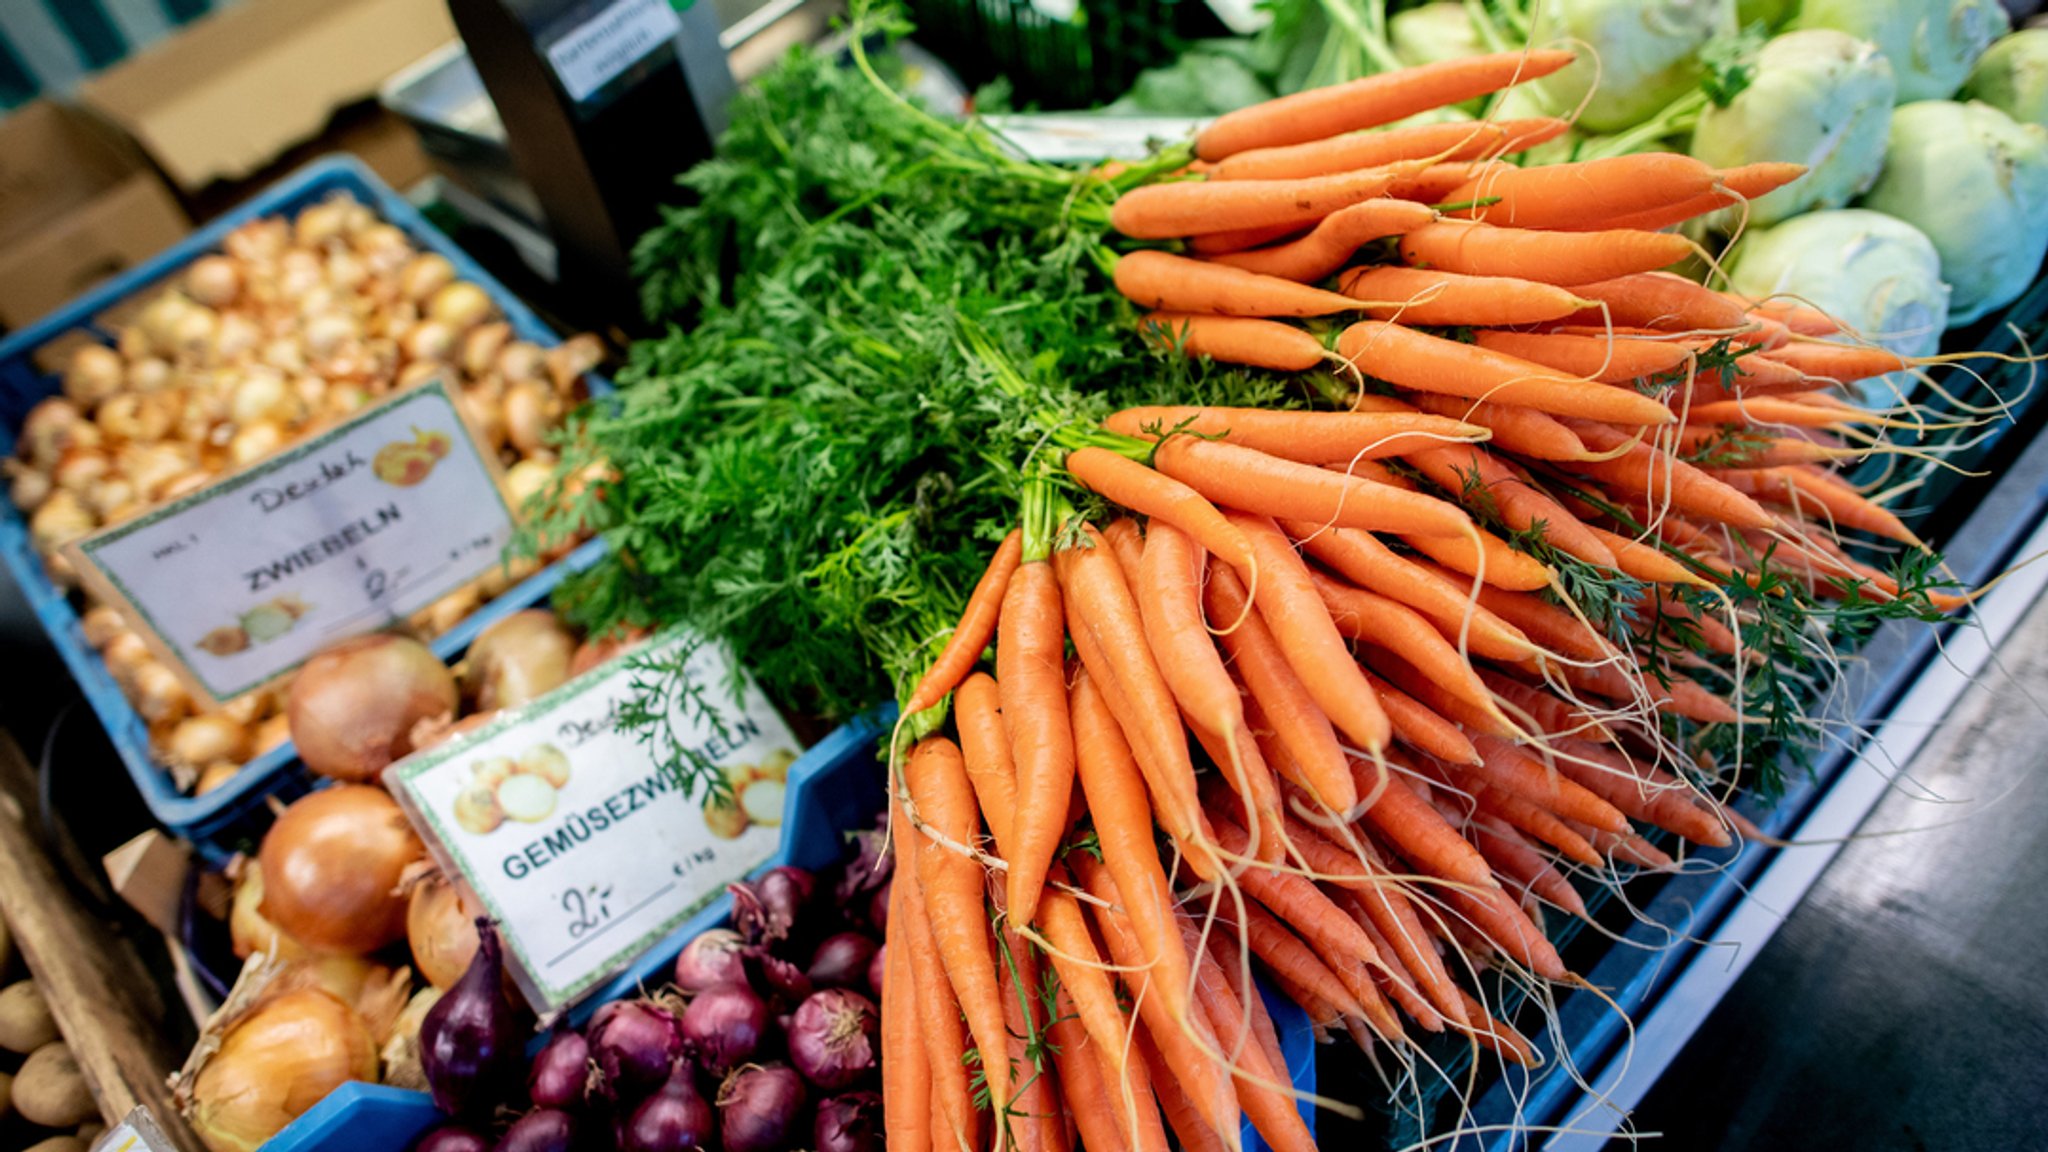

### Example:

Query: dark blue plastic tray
xmin=263 ymin=705 xmax=1319 ymax=1151
xmin=0 ymin=154 xmax=607 ymax=849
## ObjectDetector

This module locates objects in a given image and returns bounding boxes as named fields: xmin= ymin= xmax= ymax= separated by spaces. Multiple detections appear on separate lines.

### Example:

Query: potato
xmin=15 ymin=1042 xmax=95 ymax=1128
xmin=738 ymin=778 xmax=786 ymax=828
xmin=0 ymin=980 xmax=58 ymax=1052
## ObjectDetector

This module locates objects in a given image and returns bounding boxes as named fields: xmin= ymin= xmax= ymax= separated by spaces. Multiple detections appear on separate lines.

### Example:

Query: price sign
xmin=66 ymin=379 xmax=516 ymax=703
xmin=543 ymin=0 xmax=683 ymax=103
xmin=385 ymin=629 xmax=801 ymax=1015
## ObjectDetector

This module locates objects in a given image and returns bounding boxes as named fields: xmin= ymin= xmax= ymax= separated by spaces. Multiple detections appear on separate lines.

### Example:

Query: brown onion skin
xmin=289 ymin=634 xmax=458 ymax=782
xmin=260 ymin=785 xmax=424 ymax=954
xmin=460 ymin=611 xmax=576 ymax=712
xmin=408 ymin=871 xmax=482 ymax=989
xmin=188 ymin=988 xmax=378 ymax=1151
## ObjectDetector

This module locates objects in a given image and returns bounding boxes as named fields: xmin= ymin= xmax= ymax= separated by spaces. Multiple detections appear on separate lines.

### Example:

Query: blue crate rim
xmin=0 ymin=152 xmax=607 ymax=840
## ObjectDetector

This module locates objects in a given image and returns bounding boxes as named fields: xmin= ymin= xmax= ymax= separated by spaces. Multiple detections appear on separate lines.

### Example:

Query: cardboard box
xmin=78 ymin=0 xmax=455 ymax=195
xmin=0 ymin=101 xmax=189 ymax=331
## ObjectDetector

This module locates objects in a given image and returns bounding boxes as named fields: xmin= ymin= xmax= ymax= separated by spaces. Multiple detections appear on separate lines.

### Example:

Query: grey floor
xmin=1630 ymin=583 xmax=2048 ymax=1150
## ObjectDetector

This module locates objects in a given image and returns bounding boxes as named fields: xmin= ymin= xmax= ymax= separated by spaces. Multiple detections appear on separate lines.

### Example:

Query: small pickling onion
xmin=258 ymin=785 xmax=422 ymax=954
xmin=184 ymin=988 xmax=378 ymax=1152
xmin=428 ymin=282 xmax=493 ymax=330
xmin=401 ymin=253 xmax=456 ymax=302
xmin=409 ymin=870 xmax=482 ymax=990
xmin=379 ymin=986 xmax=443 ymax=1091
xmin=187 ymin=255 xmax=241 ymax=307
xmin=287 ymin=633 xmax=458 ymax=782
xmin=461 ymin=611 xmax=576 ymax=712
xmin=63 ymin=344 xmax=124 ymax=408
xmin=501 ymin=380 xmax=559 ymax=455
xmin=167 ymin=713 xmax=250 ymax=768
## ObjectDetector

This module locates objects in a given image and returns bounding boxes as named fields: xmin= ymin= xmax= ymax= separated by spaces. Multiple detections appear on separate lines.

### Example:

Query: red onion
xmin=815 ymin=1091 xmax=885 ymax=1152
xmin=589 ymin=1000 xmax=683 ymax=1099
xmin=729 ymin=866 xmax=814 ymax=945
xmin=832 ymin=820 xmax=892 ymax=909
xmin=491 ymin=1109 xmax=577 ymax=1152
xmin=526 ymin=1027 xmax=589 ymax=1111
xmin=718 ymin=1063 xmax=808 ymax=1152
xmin=752 ymin=951 xmax=812 ymax=1007
xmin=680 ymin=982 xmax=768 ymax=1075
xmin=414 ymin=1125 xmax=489 ymax=1152
xmin=788 ymin=989 xmax=879 ymax=1090
xmin=419 ymin=919 xmax=519 ymax=1115
xmin=621 ymin=1059 xmax=715 ymax=1152
xmin=673 ymin=928 xmax=748 ymax=993
xmin=807 ymin=932 xmax=881 ymax=991
xmin=866 ymin=945 xmax=887 ymax=1000
xmin=866 ymin=877 xmax=892 ymax=934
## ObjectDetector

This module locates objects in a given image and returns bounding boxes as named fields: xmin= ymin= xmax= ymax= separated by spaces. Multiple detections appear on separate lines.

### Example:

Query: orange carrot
xmin=1466 ymin=735 xmax=1629 ymax=833
xmin=1305 ymin=568 xmax=1500 ymax=719
xmin=1358 ymin=668 xmax=1483 ymax=766
xmin=1391 ymin=160 xmax=1505 ymax=202
xmin=1283 ymin=522 xmax=1531 ymax=661
xmin=1156 ymin=434 xmax=1475 ymax=538
xmin=1591 ymin=161 xmax=1809 ymax=231
xmin=1399 ymin=219 xmax=1693 ymax=284
xmin=957 ymin=672 xmax=1020 ymax=853
xmin=1194 ymin=49 xmax=1577 ymax=160
xmin=1336 ymin=320 xmax=1678 ymax=425
xmin=1338 ymin=265 xmax=1594 ymax=326
xmin=1476 ymin=669 xmax=1610 ymax=743
xmin=1360 ymin=650 xmax=1515 ymax=742
xmin=1111 ymin=167 xmax=1401 ymax=239
xmin=1744 ymin=296 xmax=1841 ymax=337
xmin=1442 ymin=884 xmax=1570 ymax=981
xmin=1230 ymin=512 xmax=1391 ymax=760
xmin=1038 ymin=880 xmax=1136 ymax=1092
xmin=898 ymin=801 xmax=981 ymax=1152
xmin=1064 ymin=447 xmax=1257 ymax=572
xmin=996 ymin=556 xmax=1073 ymax=928
xmin=905 ymin=530 xmax=1022 ymax=714
xmin=1438 ymin=572 xmax=1620 ymax=663
xmin=1070 ymin=667 xmax=1202 ymax=1030
xmin=1566 ymin=421 xmax=1777 ymax=530
xmin=1114 ymin=249 xmax=1360 ymax=317
xmin=1353 ymin=758 xmax=1498 ymax=891
xmin=1136 ymin=523 xmax=1243 ymax=735
xmin=1449 ymin=154 xmax=1719 ymax=229
xmin=1106 ymin=405 xmax=1487 ymax=466
xmin=1553 ymin=740 xmax=1730 ymax=847
xmin=1406 ymin=441 xmax=1619 ymax=566
xmin=1142 ymin=312 xmax=1326 ymax=371
xmin=1468 ymin=814 xmax=1589 ymax=919
xmin=1073 ymin=854 xmax=1241 ymax=1142
xmin=1451 ymin=988 xmax=1538 ymax=1066
xmin=1471 ymin=328 xmax=1696 ymax=383
xmin=1102 ymin=516 xmax=1147 ymax=580
xmin=1682 ymin=395 xmax=1868 ymax=428
xmin=1586 ymin=525 xmax=1709 ymax=585
xmin=1175 ymin=917 xmax=1316 ymax=1152
xmin=1760 ymin=341 xmax=1910 ymax=382
xmin=1209 ymin=199 xmax=1438 ymax=281
xmin=1228 ymin=896 xmax=1373 ymax=1024
xmin=883 ymin=859 xmax=933 ymax=1152
xmin=904 ymin=737 xmax=1011 ymax=1116
xmin=1568 ymin=819 xmax=1677 ymax=870
xmin=1000 ymin=927 xmax=1070 ymax=1152
xmin=1210 ymin=117 xmax=1570 ymax=181
xmin=1397 ymin=392 xmax=1589 ymax=461
xmin=1188 ymin=221 xmax=1303 ymax=254
xmin=1132 ymin=1030 xmax=1228 ymax=1152
xmin=1562 ymin=272 xmax=1755 ymax=332
xmin=1205 ymin=567 xmax=1355 ymax=811
xmin=1461 ymin=778 xmax=1605 ymax=868
xmin=1048 ymin=1001 xmax=1132 ymax=1152
xmin=1330 ymin=890 xmax=1444 ymax=1030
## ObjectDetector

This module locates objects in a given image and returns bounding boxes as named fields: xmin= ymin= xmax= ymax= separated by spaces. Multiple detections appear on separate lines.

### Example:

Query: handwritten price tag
xmin=67 ymin=379 xmax=515 ymax=703
xmin=385 ymin=630 xmax=801 ymax=1015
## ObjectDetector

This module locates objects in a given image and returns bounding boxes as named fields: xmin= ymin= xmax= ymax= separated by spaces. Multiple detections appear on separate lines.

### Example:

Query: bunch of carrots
xmin=878 ymin=48 xmax=1975 ymax=1152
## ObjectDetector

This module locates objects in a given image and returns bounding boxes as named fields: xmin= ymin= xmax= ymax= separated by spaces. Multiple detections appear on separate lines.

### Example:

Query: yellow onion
xmin=378 ymin=987 xmax=443 ymax=1091
xmin=500 ymin=458 xmax=553 ymax=515
xmin=132 ymin=662 xmax=191 ymax=726
xmin=287 ymin=634 xmax=457 ymax=782
xmin=184 ymin=988 xmax=378 ymax=1152
xmin=97 ymin=392 xmax=176 ymax=444
xmin=258 ymin=785 xmax=422 ymax=954
xmin=29 ymin=489 xmax=95 ymax=554
xmin=79 ymin=604 xmax=127 ymax=649
xmin=408 ymin=871 xmax=481 ymax=990
xmin=428 ymin=282 xmax=492 ymax=331
xmin=186 ymin=255 xmax=241 ymax=308
xmin=400 ymin=254 xmax=455 ymax=302
xmin=501 ymin=380 xmax=560 ymax=456
xmin=252 ymin=712 xmax=292 ymax=756
xmin=63 ymin=344 xmax=124 ymax=408
xmin=293 ymin=201 xmax=350 ymax=248
xmin=461 ymin=322 xmax=512 ymax=377
xmin=196 ymin=762 xmax=240 ymax=794
xmin=495 ymin=341 xmax=545 ymax=383
xmin=8 ymin=465 xmax=51 ymax=513
xmin=127 ymin=356 xmax=172 ymax=392
xmin=228 ymin=421 xmax=287 ymax=467
xmin=229 ymin=859 xmax=306 ymax=962
xmin=20 ymin=398 xmax=84 ymax=467
xmin=545 ymin=333 xmax=605 ymax=394
xmin=167 ymin=713 xmax=251 ymax=768
xmin=400 ymin=320 xmax=457 ymax=364
xmin=51 ymin=447 xmax=110 ymax=496
xmin=461 ymin=611 xmax=576 ymax=712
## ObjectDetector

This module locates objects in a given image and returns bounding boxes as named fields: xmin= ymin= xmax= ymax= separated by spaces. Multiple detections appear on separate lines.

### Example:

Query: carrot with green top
xmin=1157 ymin=435 xmax=1476 ymax=539
xmin=1282 ymin=521 xmax=1532 ymax=661
xmin=996 ymin=503 xmax=1073 ymax=929
xmin=1209 ymin=199 xmax=1439 ymax=282
xmin=1142 ymin=313 xmax=1326 ymax=372
xmin=1115 ymin=250 xmax=1361 ymax=317
xmin=1336 ymin=320 xmax=1679 ymax=425
xmin=1398 ymin=219 xmax=1695 ymax=284
xmin=1339 ymin=265 xmax=1596 ymax=327
xmin=1111 ymin=167 xmax=1403 ymax=239
xmin=1470 ymin=328 xmax=1697 ymax=383
xmin=1229 ymin=512 xmax=1391 ymax=759
xmin=1106 ymin=405 xmax=1488 ymax=466
xmin=904 ymin=530 xmax=1022 ymax=715
xmin=1211 ymin=117 xmax=1571 ymax=181
xmin=1064 ymin=448 xmax=1257 ymax=573
xmin=1448 ymin=154 xmax=1719 ymax=229
xmin=1195 ymin=49 xmax=1576 ymax=159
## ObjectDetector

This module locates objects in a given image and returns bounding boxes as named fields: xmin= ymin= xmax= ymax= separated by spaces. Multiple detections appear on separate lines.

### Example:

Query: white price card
xmin=385 ymin=629 xmax=802 ymax=1015
xmin=67 ymin=379 xmax=516 ymax=704
xmin=545 ymin=0 xmax=684 ymax=103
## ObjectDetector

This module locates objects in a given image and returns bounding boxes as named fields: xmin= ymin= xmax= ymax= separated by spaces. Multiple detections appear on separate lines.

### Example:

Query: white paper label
xmin=69 ymin=380 xmax=515 ymax=703
xmin=386 ymin=630 xmax=801 ymax=1014
xmin=545 ymin=0 xmax=683 ymax=102
xmin=92 ymin=1108 xmax=175 ymax=1151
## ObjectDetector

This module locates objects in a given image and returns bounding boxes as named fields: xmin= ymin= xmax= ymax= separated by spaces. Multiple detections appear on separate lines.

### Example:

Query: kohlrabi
xmin=1689 ymin=30 xmax=1897 ymax=226
xmin=1962 ymin=27 xmax=2048 ymax=128
xmin=1528 ymin=0 xmax=1737 ymax=133
xmin=1389 ymin=3 xmax=1484 ymax=69
xmin=1730 ymin=210 xmax=1950 ymax=368
xmin=1860 ymin=100 xmax=2048 ymax=325
xmin=1792 ymin=0 xmax=2009 ymax=102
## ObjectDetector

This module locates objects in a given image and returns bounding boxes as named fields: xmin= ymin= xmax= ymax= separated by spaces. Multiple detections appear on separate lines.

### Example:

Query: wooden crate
xmin=0 ymin=731 xmax=205 ymax=1152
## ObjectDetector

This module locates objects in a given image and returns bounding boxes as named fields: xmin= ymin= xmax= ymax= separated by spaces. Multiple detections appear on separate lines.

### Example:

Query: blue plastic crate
xmin=263 ymin=705 xmax=1319 ymax=1151
xmin=0 ymin=154 xmax=609 ymax=849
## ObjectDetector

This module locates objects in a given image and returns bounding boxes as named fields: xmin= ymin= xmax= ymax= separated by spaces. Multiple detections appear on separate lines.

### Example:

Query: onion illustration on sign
xmin=372 ymin=426 xmax=455 ymax=487
xmin=454 ymin=742 xmax=572 ymax=834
